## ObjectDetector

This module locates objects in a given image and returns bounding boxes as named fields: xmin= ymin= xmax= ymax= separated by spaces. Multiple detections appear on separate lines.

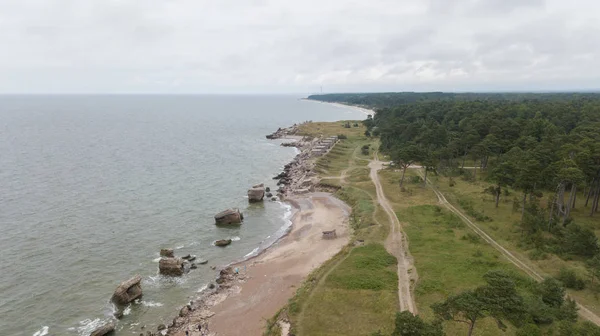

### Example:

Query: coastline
xmin=156 ymin=124 xmax=352 ymax=336
xmin=300 ymin=98 xmax=376 ymax=117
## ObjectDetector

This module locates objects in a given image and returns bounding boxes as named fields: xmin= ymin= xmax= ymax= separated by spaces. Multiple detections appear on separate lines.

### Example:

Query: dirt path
xmin=415 ymin=169 xmax=600 ymax=326
xmin=370 ymin=154 xmax=417 ymax=313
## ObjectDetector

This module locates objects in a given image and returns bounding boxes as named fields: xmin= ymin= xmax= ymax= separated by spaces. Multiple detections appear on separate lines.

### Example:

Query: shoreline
xmin=156 ymin=125 xmax=351 ymax=336
xmin=300 ymin=98 xmax=376 ymax=117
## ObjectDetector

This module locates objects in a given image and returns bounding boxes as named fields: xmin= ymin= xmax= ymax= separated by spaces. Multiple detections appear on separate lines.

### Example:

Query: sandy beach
xmin=166 ymin=192 xmax=350 ymax=336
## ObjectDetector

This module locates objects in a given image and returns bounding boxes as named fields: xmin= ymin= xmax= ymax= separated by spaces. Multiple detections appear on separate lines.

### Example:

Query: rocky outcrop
xmin=214 ymin=208 xmax=243 ymax=224
xmin=90 ymin=322 xmax=115 ymax=336
xmin=160 ymin=248 xmax=174 ymax=258
xmin=111 ymin=275 xmax=143 ymax=305
xmin=248 ymin=183 xmax=265 ymax=202
xmin=214 ymin=239 xmax=232 ymax=247
xmin=159 ymin=257 xmax=185 ymax=276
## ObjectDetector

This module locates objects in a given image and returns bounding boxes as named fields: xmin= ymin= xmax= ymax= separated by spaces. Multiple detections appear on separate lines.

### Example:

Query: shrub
xmin=528 ymin=249 xmax=549 ymax=260
xmin=563 ymin=224 xmax=599 ymax=257
xmin=539 ymin=278 xmax=565 ymax=307
xmin=409 ymin=176 xmax=423 ymax=184
xmin=556 ymin=268 xmax=585 ymax=290
xmin=458 ymin=198 xmax=492 ymax=222
xmin=337 ymin=134 xmax=348 ymax=139
xmin=392 ymin=311 xmax=443 ymax=336
xmin=461 ymin=233 xmax=481 ymax=244
xmin=516 ymin=324 xmax=542 ymax=336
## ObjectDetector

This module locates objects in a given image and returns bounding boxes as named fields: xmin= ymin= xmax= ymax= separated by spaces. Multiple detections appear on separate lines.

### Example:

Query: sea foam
xmin=32 ymin=326 xmax=49 ymax=336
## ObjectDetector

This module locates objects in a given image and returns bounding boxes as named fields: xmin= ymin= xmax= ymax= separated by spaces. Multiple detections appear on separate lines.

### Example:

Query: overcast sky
xmin=0 ymin=0 xmax=598 ymax=94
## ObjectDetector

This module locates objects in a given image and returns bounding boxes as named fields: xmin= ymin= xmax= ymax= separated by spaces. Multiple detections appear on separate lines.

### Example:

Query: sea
xmin=0 ymin=95 xmax=366 ymax=336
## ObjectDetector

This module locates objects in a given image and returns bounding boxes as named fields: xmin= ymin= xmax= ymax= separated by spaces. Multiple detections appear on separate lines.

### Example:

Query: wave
xmin=197 ymin=284 xmax=208 ymax=293
xmin=231 ymin=236 xmax=241 ymax=241
xmin=32 ymin=326 xmax=49 ymax=336
xmin=140 ymin=300 xmax=164 ymax=307
xmin=76 ymin=318 xmax=109 ymax=336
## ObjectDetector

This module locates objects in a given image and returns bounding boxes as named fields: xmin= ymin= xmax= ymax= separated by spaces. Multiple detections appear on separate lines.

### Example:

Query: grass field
xmin=431 ymin=173 xmax=600 ymax=319
xmin=378 ymin=168 xmax=525 ymax=335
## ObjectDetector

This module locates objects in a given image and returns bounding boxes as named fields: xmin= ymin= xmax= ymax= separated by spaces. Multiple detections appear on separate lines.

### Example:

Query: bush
xmin=409 ymin=176 xmax=423 ymax=184
xmin=337 ymin=134 xmax=348 ymax=139
xmin=563 ymin=224 xmax=599 ymax=257
xmin=461 ymin=233 xmax=481 ymax=244
xmin=516 ymin=324 xmax=541 ymax=336
xmin=556 ymin=268 xmax=585 ymax=290
xmin=392 ymin=311 xmax=443 ymax=336
xmin=528 ymin=249 xmax=549 ymax=260
xmin=361 ymin=144 xmax=370 ymax=156
xmin=539 ymin=278 xmax=565 ymax=307
xmin=458 ymin=198 xmax=492 ymax=222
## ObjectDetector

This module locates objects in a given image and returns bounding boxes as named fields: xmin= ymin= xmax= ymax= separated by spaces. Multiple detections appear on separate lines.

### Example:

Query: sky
xmin=0 ymin=0 xmax=598 ymax=94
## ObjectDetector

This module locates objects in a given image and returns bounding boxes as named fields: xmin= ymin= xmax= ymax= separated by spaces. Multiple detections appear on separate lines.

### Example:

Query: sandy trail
xmin=369 ymin=155 xmax=417 ymax=314
xmin=415 ymin=169 xmax=600 ymax=326
xmin=171 ymin=193 xmax=350 ymax=336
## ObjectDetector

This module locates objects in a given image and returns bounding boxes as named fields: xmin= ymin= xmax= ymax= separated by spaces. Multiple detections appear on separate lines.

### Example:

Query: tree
xmin=563 ymin=224 xmax=599 ymax=257
xmin=391 ymin=144 xmax=422 ymax=188
xmin=392 ymin=311 xmax=443 ymax=336
xmin=538 ymin=278 xmax=565 ymax=308
xmin=432 ymin=270 xmax=525 ymax=336
xmin=586 ymin=254 xmax=600 ymax=284
xmin=489 ymin=161 xmax=516 ymax=208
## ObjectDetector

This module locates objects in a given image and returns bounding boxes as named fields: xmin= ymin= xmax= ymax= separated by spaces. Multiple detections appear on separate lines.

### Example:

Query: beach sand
xmin=169 ymin=192 xmax=350 ymax=336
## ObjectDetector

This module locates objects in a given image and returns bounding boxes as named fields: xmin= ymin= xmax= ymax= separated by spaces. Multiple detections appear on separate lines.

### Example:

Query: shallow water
xmin=0 ymin=95 xmax=365 ymax=336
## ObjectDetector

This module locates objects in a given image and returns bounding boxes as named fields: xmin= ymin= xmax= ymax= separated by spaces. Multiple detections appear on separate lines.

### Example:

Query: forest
xmin=310 ymin=92 xmax=600 ymax=335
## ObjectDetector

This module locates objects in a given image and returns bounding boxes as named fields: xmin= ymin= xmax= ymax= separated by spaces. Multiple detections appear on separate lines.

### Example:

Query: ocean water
xmin=0 ymin=95 xmax=365 ymax=336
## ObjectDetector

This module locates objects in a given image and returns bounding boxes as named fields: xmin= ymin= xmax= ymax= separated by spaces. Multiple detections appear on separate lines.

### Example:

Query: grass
xmin=300 ymin=244 xmax=399 ymax=336
xmin=431 ymin=173 xmax=600 ymax=319
xmin=297 ymin=120 xmax=367 ymax=138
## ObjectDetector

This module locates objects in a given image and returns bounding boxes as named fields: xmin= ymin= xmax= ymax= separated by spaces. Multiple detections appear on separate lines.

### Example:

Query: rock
xmin=91 ymin=322 xmax=115 ymax=336
xmin=198 ymin=259 xmax=208 ymax=265
xmin=266 ymin=192 xmax=273 ymax=198
xmin=179 ymin=306 xmax=190 ymax=317
xmin=214 ymin=208 xmax=243 ymax=224
xmin=190 ymin=263 xmax=197 ymax=269
xmin=209 ymin=283 xmax=216 ymax=289
xmin=211 ymin=266 xmax=216 ymax=270
xmin=182 ymin=254 xmax=196 ymax=262
xmin=271 ymin=197 xmax=277 ymax=201
xmin=111 ymin=275 xmax=143 ymax=305
xmin=157 ymin=324 xmax=166 ymax=331
xmin=253 ymin=183 xmax=265 ymax=188
xmin=159 ymin=248 xmax=174 ymax=258
xmin=247 ymin=185 xmax=265 ymax=202
xmin=265 ymin=187 xmax=271 ymax=192
xmin=214 ymin=239 xmax=232 ymax=247
xmin=159 ymin=257 xmax=185 ymax=276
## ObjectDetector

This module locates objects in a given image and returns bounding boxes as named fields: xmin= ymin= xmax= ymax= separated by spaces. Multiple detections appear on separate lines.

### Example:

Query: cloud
xmin=0 ymin=0 xmax=598 ymax=93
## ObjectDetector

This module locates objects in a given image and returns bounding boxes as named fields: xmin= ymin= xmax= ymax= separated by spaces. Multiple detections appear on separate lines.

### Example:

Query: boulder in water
xmin=215 ymin=239 xmax=232 ymax=247
xmin=160 ymin=248 xmax=174 ymax=258
xmin=248 ymin=184 xmax=266 ymax=202
xmin=91 ymin=322 xmax=115 ymax=336
xmin=198 ymin=259 xmax=208 ymax=265
xmin=214 ymin=208 xmax=243 ymax=224
xmin=159 ymin=257 xmax=185 ymax=276
xmin=111 ymin=275 xmax=143 ymax=305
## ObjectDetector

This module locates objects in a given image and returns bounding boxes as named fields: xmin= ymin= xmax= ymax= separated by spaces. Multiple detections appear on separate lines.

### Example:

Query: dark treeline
xmin=362 ymin=98 xmax=600 ymax=225
xmin=307 ymin=92 xmax=600 ymax=109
